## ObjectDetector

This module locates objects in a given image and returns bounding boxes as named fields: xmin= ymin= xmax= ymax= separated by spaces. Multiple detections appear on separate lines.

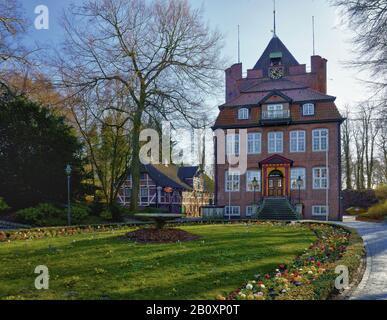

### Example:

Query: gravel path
xmin=342 ymin=220 xmax=387 ymax=300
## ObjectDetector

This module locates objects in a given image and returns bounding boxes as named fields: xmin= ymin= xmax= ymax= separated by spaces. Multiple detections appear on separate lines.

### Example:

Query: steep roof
xmin=253 ymin=36 xmax=299 ymax=73
xmin=177 ymin=166 xmax=199 ymax=181
xmin=213 ymin=101 xmax=343 ymax=128
xmin=241 ymin=79 xmax=307 ymax=93
xmin=220 ymin=86 xmax=336 ymax=108
xmin=145 ymin=164 xmax=193 ymax=190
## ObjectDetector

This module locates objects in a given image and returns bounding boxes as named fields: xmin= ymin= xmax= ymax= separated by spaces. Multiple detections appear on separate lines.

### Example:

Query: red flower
xmin=265 ymin=274 xmax=271 ymax=279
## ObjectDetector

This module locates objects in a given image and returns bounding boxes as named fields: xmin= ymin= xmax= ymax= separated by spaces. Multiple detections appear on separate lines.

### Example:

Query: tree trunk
xmin=342 ymin=119 xmax=352 ymax=189
xmin=130 ymin=111 xmax=143 ymax=212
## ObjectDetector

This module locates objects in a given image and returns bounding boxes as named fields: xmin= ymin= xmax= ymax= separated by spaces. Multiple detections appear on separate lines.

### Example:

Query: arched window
xmin=238 ymin=108 xmax=249 ymax=120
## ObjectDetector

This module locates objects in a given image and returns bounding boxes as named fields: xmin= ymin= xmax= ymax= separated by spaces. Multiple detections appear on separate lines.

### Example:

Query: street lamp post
xmin=252 ymin=177 xmax=258 ymax=205
xmin=65 ymin=164 xmax=72 ymax=226
xmin=297 ymin=176 xmax=303 ymax=205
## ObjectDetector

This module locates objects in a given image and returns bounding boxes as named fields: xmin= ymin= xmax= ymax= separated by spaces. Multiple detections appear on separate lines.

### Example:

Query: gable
xmin=259 ymin=155 xmax=294 ymax=167
xmin=260 ymin=91 xmax=292 ymax=104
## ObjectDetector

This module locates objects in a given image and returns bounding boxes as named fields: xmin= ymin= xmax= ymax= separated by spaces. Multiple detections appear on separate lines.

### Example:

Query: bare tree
xmin=53 ymin=0 xmax=224 ymax=211
xmin=347 ymin=103 xmax=385 ymax=190
xmin=331 ymin=0 xmax=387 ymax=107
xmin=353 ymin=121 xmax=366 ymax=190
xmin=0 ymin=0 xmax=31 ymax=89
xmin=360 ymin=104 xmax=381 ymax=188
xmin=377 ymin=119 xmax=387 ymax=182
xmin=342 ymin=107 xmax=353 ymax=189
xmin=67 ymin=84 xmax=132 ymax=220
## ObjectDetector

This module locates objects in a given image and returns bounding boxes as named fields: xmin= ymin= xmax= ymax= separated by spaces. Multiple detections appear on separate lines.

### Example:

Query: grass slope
xmin=0 ymin=224 xmax=315 ymax=300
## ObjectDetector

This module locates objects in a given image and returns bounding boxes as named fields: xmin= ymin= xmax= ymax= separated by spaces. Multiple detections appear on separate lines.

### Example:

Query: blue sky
xmin=22 ymin=0 xmax=368 ymax=110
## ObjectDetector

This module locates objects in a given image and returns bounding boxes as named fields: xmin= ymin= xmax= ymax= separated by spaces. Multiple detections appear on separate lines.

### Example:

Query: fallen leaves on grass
xmin=125 ymin=228 xmax=200 ymax=244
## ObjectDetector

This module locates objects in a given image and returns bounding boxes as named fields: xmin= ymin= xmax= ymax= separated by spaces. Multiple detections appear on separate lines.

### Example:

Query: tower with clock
xmin=212 ymin=4 xmax=344 ymax=221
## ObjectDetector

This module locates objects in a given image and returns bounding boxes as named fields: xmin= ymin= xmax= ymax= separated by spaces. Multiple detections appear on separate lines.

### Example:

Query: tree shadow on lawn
xmin=2 ymin=227 xmax=314 ymax=272
xmin=0 ymin=226 xmax=315 ymax=299
xmin=95 ymin=261 xmax=289 ymax=300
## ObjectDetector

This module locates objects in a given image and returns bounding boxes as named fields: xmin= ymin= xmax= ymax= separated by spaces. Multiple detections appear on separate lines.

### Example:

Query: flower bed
xmin=221 ymin=223 xmax=364 ymax=300
xmin=0 ymin=220 xmax=285 ymax=243
xmin=0 ymin=224 xmax=132 ymax=242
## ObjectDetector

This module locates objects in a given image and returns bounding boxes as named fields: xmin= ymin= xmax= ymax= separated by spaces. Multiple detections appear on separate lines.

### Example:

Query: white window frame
xmin=290 ymin=130 xmax=306 ymax=153
xmin=246 ymin=170 xmax=262 ymax=192
xmin=267 ymin=104 xmax=284 ymax=111
xmin=226 ymin=134 xmax=240 ymax=156
xmin=225 ymin=206 xmax=241 ymax=217
xmin=313 ymin=167 xmax=329 ymax=189
xmin=247 ymin=132 xmax=261 ymax=154
xmin=225 ymin=171 xmax=240 ymax=192
xmin=139 ymin=187 xmax=149 ymax=205
xmin=290 ymin=168 xmax=306 ymax=190
xmin=268 ymin=132 xmax=283 ymax=153
xmin=303 ymin=103 xmax=315 ymax=116
xmin=267 ymin=104 xmax=284 ymax=119
xmin=238 ymin=108 xmax=249 ymax=120
xmin=312 ymin=205 xmax=329 ymax=217
xmin=313 ymin=129 xmax=329 ymax=152
xmin=246 ymin=206 xmax=255 ymax=217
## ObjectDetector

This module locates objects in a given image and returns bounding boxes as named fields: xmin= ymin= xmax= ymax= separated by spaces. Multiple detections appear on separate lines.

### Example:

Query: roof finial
xmin=273 ymin=0 xmax=277 ymax=38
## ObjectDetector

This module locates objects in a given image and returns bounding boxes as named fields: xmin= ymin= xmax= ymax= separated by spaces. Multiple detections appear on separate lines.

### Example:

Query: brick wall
xmin=215 ymin=122 xmax=342 ymax=220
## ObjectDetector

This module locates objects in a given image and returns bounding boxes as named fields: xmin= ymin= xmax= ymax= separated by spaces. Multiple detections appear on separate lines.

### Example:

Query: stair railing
xmin=255 ymin=199 xmax=266 ymax=218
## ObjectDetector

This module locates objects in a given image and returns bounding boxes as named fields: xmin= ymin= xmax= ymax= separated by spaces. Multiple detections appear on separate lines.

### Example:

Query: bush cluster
xmin=375 ymin=184 xmax=387 ymax=202
xmin=0 ymin=197 xmax=9 ymax=213
xmin=14 ymin=201 xmax=137 ymax=227
xmin=358 ymin=201 xmax=387 ymax=222
xmin=357 ymin=185 xmax=387 ymax=222
xmin=16 ymin=203 xmax=93 ymax=226
xmin=342 ymin=189 xmax=378 ymax=210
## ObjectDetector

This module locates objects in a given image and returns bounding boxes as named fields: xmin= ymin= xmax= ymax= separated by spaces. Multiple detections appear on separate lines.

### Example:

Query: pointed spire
xmin=273 ymin=0 xmax=277 ymax=38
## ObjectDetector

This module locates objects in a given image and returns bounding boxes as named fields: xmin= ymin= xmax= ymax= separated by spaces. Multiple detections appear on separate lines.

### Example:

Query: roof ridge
xmin=240 ymin=78 xmax=308 ymax=93
xmin=146 ymin=164 xmax=193 ymax=190
xmin=302 ymin=86 xmax=336 ymax=99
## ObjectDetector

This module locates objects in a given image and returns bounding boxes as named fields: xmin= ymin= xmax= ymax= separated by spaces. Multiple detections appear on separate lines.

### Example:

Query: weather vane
xmin=272 ymin=0 xmax=277 ymax=37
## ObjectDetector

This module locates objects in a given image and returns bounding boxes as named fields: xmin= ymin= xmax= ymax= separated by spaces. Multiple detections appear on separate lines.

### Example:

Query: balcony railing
xmin=262 ymin=110 xmax=290 ymax=120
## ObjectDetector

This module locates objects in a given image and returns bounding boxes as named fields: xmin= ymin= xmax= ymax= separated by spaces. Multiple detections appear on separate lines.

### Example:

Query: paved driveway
xmin=342 ymin=221 xmax=387 ymax=300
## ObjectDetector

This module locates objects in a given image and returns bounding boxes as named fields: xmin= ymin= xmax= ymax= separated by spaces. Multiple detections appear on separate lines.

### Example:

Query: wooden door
xmin=268 ymin=177 xmax=284 ymax=197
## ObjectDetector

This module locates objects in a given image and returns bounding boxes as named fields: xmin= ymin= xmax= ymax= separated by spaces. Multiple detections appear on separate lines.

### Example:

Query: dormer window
xmin=303 ymin=103 xmax=315 ymax=116
xmin=238 ymin=108 xmax=249 ymax=120
xmin=267 ymin=104 xmax=283 ymax=118
xmin=270 ymin=52 xmax=283 ymax=66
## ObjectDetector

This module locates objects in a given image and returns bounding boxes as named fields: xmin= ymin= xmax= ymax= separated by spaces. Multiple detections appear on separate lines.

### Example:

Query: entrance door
xmin=268 ymin=176 xmax=284 ymax=197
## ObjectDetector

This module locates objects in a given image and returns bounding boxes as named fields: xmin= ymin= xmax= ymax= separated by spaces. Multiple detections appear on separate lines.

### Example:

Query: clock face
xmin=269 ymin=66 xmax=284 ymax=79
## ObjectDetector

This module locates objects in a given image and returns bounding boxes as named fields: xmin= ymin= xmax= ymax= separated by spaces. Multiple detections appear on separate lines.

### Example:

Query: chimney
xmin=225 ymin=63 xmax=242 ymax=102
xmin=311 ymin=55 xmax=327 ymax=94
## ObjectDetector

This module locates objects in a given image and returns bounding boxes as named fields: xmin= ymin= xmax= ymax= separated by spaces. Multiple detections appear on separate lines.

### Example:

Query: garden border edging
xmin=300 ymin=220 xmax=367 ymax=300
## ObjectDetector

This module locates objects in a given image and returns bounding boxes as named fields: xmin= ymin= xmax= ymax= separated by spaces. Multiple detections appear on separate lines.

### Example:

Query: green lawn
xmin=0 ymin=224 xmax=315 ymax=300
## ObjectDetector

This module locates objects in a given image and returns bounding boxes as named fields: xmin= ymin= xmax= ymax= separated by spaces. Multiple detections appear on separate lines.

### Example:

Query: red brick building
xmin=212 ymin=35 xmax=344 ymax=221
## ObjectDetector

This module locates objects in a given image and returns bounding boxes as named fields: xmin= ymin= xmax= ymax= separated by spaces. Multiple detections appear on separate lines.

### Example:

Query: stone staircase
xmin=257 ymin=198 xmax=299 ymax=221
